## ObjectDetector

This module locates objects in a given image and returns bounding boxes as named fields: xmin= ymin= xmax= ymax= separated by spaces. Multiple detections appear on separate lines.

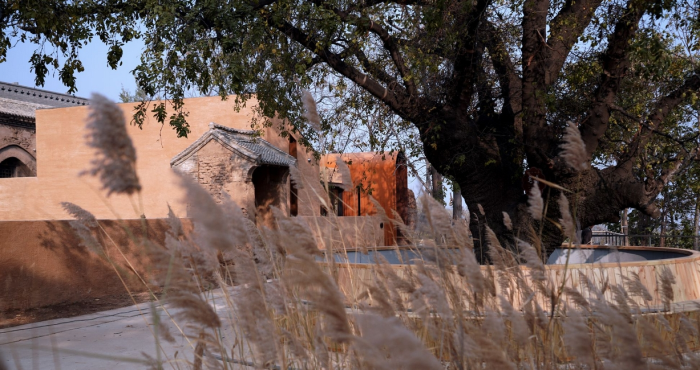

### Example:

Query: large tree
xmin=3 ymin=0 xmax=700 ymax=255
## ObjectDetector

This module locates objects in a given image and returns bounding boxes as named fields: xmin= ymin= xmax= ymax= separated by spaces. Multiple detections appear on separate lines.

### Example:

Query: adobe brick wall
xmin=0 ymin=124 xmax=36 ymax=175
xmin=0 ymin=96 xmax=322 ymax=221
xmin=0 ymin=125 xmax=34 ymax=154
xmin=0 ymin=218 xmax=189 ymax=311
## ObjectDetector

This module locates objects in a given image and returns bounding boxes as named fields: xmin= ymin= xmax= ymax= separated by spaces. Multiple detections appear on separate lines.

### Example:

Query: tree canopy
xmin=3 ymin=0 xmax=700 ymax=254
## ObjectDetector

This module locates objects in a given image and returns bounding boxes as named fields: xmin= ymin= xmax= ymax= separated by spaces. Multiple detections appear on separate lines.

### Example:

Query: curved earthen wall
xmin=329 ymin=245 xmax=700 ymax=310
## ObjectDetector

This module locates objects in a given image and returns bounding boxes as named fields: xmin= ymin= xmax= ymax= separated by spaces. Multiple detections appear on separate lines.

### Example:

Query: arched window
xmin=0 ymin=157 xmax=31 ymax=178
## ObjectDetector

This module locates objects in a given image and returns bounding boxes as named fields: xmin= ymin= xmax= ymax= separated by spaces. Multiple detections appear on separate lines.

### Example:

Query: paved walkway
xmin=3 ymin=287 xmax=699 ymax=370
xmin=0 ymin=291 xmax=239 ymax=370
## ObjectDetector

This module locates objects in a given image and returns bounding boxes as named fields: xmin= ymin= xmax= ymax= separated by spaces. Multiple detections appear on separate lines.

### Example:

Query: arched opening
xmin=252 ymin=165 xmax=290 ymax=227
xmin=0 ymin=145 xmax=36 ymax=177
xmin=0 ymin=157 xmax=32 ymax=178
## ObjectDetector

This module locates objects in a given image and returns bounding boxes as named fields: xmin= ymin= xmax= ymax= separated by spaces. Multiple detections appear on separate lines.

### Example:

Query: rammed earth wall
xmin=0 ymin=218 xmax=190 ymax=311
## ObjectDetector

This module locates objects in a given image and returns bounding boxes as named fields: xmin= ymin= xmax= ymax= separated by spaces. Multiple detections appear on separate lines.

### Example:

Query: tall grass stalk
xmin=62 ymin=95 xmax=700 ymax=369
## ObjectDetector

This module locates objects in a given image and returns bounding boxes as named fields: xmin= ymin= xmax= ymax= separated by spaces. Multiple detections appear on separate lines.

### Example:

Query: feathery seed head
xmin=301 ymin=89 xmax=322 ymax=133
xmin=61 ymin=202 xmax=97 ymax=227
xmin=561 ymin=121 xmax=589 ymax=172
xmin=81 ymin=93 xmax=141 ymax=196
xmin=528 ymin=182 xmax=544 ymax=220
xmin=502 ymin=212 xmax=513 ymax=231
xmin=336 ymin=157 xmax=354 ymax=191
xmin=558 ymin=193 xmax=575 ymax=239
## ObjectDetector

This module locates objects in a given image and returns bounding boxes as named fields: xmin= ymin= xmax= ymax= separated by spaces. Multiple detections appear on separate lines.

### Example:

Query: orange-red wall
xmin=322 ymin=152 xmax=407 ymax=245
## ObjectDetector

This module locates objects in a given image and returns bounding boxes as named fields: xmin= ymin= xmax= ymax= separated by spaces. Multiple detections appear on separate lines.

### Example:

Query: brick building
xmin=0 ymin=87 xmax=412 ymax=311
xmin=0 ymin=89 xmax=408 ymax=245
xmin=0 ymin=81 xmax=88 ymax=178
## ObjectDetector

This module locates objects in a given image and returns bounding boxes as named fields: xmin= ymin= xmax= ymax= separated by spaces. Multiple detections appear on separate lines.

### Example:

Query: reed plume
xmin=81 ymin=93 xmax=141 ymax=196
xmin=175 ymin=171 xmax=248 ymax=251
xmin=61 ymin=201 xmax=101 ymax=253
xmin=558 ymin=193 xmax=575 ymax=239
xmin=61 ymin=201 xmax=97 ymax=227
xmin=354 ymin=314 xmax=442 ymax=370
xmin=336 ymin=156 xmax=353 ymax=191
xmin=560 ymin=121 xmax=589 ymax=172
xmin=502 ymin=211 xmax=513 ymax=230
xmin=288 ymin=165 xmax=305 ymax=191
xmin=659 ymin=266 xmax=676 ymax=311
xmin=528 ymin=182 xmax=543 ymax=220
xmin=301 ymin=89 xmax=322 ymax=133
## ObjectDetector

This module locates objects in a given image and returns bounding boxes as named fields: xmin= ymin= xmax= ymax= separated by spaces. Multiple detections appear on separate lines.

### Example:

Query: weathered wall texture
xmin=0 ymin=96 xmax=321 ymax=221
xmin=0 ymin=125 xmax=34 ymax=154
xmin=322 ymin=152 xmax=409 ymax=245
xmin=0 ymin=125 xmax=36 ymax=175
xmin=191 ymin=139 xmax=257 ymax=211
xmin=0 ymin=219 xmax=184 ymax=311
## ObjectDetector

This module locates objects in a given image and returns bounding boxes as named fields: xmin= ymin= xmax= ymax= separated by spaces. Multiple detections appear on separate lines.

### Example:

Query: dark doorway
xmin=330 ymin=187 xmax=344 ymax=216
xmin=0 ymin=157 xmax=31 ymax=178
xmin=252 ymin=165 xmax=289 ymax=226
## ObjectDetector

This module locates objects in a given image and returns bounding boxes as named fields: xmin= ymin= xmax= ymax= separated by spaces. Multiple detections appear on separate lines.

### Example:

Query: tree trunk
xmin=660 ymin=207 xmax=667 ymax=248
xmin=695 ymin=109 xmax=700 ymax=250
xmin=422 ymin=109 xmax=669 ymax=262
xmin=694 ymin=198 xmax=699 ymax=251
xmin=425 ymin=159 xmax=432 ymax=195
xmin=431 ymin=166 xmax=444 ymax=204
xmin=621 ymin=208 xmax=628 ymax=246
xmin=452 ymin=182 xmax=462 ymax=220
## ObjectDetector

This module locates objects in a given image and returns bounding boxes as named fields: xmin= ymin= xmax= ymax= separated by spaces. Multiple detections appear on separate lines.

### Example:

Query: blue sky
xmin=0 ymin=38 xmax=145 ymax=101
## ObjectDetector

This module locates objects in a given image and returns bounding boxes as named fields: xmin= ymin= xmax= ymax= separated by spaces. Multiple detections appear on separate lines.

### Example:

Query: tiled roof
xmin=170 ymin=123 xmax=297 ymax=167
xmin=0 ymin=81 xmax=88 ymax=109
xmin=0 ymin=97 xmax=51 ymax=118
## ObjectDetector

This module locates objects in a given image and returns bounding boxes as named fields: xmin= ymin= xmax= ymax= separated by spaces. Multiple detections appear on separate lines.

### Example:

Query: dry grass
xmin=55 ymin=94 xmax=700 ymax=369
xmin=65 ymin=171 xmax=700 ymax=369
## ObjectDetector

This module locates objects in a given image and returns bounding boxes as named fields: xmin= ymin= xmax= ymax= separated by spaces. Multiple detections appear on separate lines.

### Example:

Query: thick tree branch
xmin=521 ymin=0 xmax=551 ymax=165
xmin=579 ymin=0 xmax=648 ymax=160
xmin=481 ymin=21 xmax=522 ymax=120
xmin=452 ymin=0 xmax=492 ymax=116
xmin=545 ymin=0 xmax=603 ymax=84
xmin=352 ymin=47 xmax=398 ymax=86
xmin=315 ymin=1 xmax=417 ymax=96
xmin=618 ymin=71 xmax=700 ymax=168
xmin=268 ymin=14 xmax=426 ymax=123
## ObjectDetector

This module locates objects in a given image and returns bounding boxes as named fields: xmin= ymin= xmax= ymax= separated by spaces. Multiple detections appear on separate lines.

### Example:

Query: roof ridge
xmin=171 ymin=122 xmax=296 ymax=168
xmin=0 ymin=81 xmax=89 ymax=107
xmin=209 ymin=122 xmax=255 ymax=135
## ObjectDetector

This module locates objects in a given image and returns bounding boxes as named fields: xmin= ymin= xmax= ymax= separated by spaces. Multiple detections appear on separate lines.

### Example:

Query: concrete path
xmin=0 ymin=290 xmax=240 ymax=370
